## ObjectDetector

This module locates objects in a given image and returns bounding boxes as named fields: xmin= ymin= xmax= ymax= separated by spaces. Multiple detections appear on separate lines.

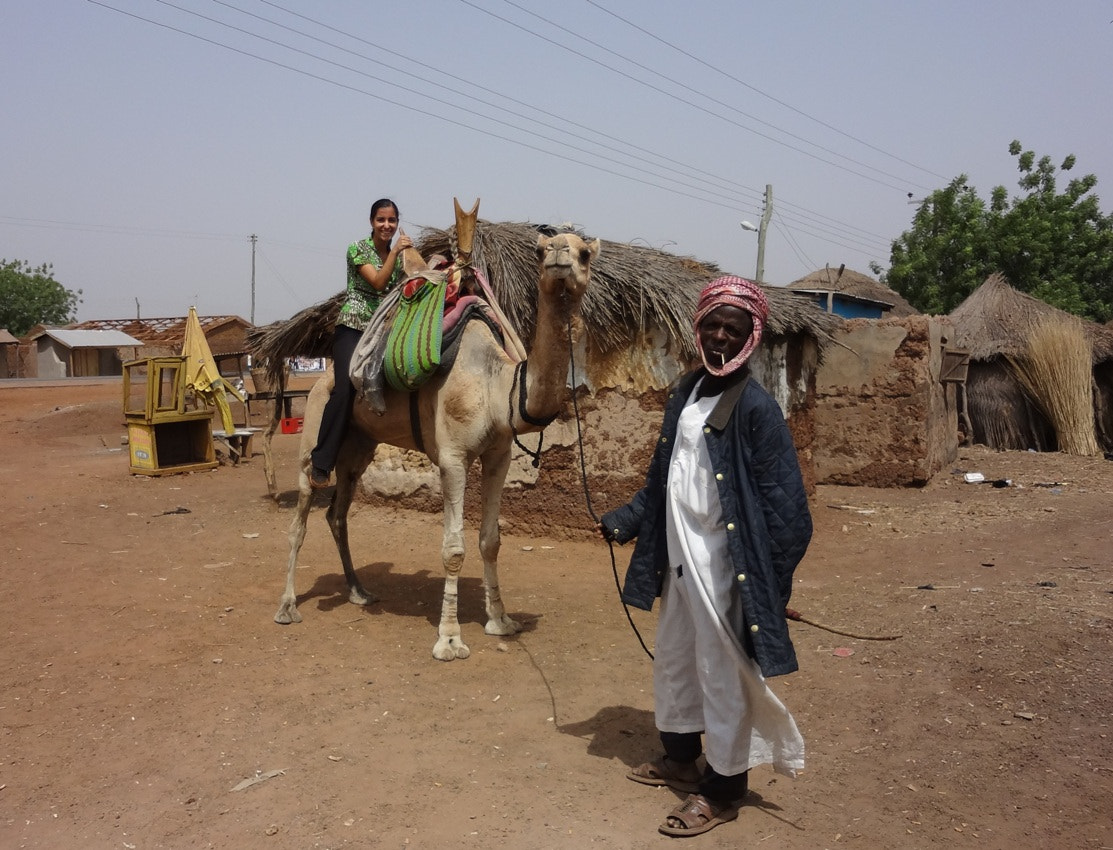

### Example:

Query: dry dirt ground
xmin=2 ymin=378 xmax=1111 ymax=850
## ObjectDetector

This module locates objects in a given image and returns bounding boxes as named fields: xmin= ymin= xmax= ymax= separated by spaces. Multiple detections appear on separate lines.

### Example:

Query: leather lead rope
xmin=565 ymin=310 xmax=655 ymax=661
xmin=508 ymin=360 xmax=545 ymax=468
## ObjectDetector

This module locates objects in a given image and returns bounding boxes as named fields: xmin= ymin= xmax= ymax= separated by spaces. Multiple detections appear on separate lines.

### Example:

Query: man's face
xmin=699 ymin=304 xmax=754 ymax=368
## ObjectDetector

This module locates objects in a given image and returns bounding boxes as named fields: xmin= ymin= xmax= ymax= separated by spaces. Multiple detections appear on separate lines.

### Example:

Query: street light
xmin=739 ymin=217 xmax=766 ymax=284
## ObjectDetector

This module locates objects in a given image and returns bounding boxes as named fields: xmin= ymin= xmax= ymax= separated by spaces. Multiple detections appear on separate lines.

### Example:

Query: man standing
xmin=597 ymin=276 xmax=812 ymax=837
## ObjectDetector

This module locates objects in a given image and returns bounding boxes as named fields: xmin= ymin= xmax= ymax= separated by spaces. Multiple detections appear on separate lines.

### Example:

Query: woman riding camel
xmin=310 ymin=198 xmax=412 ymax=489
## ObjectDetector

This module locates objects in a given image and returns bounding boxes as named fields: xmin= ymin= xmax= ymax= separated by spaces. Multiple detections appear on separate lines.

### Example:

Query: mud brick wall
xmin=812 ymin=316 xmax=957 ymax=487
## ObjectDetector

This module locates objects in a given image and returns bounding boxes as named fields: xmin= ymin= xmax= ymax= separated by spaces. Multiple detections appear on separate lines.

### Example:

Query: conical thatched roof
xmin=246 ymin=220 xmax=840 ymax=382
xmin=788 ymin=266 xmax=917 ymax=316
xmin=948 ymin=273 xmax=1113 ymax=363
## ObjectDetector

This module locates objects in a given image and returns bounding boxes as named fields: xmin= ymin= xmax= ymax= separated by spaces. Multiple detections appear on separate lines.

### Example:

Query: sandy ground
xmin=1 ymin=378 xmax=1111 ymax=850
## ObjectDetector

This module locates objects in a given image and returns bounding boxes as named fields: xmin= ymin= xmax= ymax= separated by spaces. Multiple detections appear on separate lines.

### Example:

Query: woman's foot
xmin=627 ymin=756 xmax=702 ymax=794
xmin=309 ymin=467 xmax=331 ymax=489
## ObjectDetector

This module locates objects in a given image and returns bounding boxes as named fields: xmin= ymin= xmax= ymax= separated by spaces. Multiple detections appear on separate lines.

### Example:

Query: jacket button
xmin=736 ymin=573 xmax=746 ymax=582
xmin=715 ymin=473 xmax=723 ymax=481
xmin=612 ymin=528 xmax=620 ymax=537
xmin=750 ymin=624 xmax=760 ymax=633
xmin=703 ymin=426 xmax=711 ymax=433
xmin=726 ymin=522 xmax=735 ymax=531
xmin=660 ymin=436 xmax=668 ymax=443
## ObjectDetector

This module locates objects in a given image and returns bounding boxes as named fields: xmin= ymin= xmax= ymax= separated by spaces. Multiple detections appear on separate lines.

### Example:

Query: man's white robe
xmin=654 ymin=382 xmax=806 ymax=778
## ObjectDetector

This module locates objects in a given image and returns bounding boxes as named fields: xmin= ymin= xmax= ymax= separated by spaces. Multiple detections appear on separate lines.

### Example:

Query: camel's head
xmin=536 ymin=233 xmax=601 ymax=301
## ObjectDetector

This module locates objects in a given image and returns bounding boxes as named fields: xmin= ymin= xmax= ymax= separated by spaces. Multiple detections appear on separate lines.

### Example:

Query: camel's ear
xmin=535 ymin=233 xmax=549 ymax=258
xmin=453 ymin=197 xmax=480 ymax=258
xmin=587 ymin=238 xmax=601 ymax=260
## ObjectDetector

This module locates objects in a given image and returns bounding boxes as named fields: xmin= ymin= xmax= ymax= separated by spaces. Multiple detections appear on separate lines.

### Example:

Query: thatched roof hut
xmin=245 ymin=219 xmax=842 ymax=525
xmin=788 ymin=266 xmax=917 ymax=318
xmin=949 ymin=273 xmax=1113 ymax=362
xmin=948 ymin=273 xmax=1113 ymax=451
xmin=246 ymin=219 xmax=839 ymax=385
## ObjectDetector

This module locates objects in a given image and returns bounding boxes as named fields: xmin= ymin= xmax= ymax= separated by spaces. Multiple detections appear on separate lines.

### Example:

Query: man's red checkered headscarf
xmin=693 ymin=275 xmax=768 ymax=376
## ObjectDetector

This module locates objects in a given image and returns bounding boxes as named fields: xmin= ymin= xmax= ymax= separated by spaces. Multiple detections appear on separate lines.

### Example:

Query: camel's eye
xmin=579 ymin=248 xmax=591 ymax=265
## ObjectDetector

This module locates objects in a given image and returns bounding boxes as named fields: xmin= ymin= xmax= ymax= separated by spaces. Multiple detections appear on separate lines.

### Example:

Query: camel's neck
xmin=516 ymin=287 xmax=581 ymax=431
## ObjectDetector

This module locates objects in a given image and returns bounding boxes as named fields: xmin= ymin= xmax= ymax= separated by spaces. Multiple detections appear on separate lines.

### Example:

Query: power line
xmin=0 ymin=214 xmax=242 ymax=242
xmin=86 ymin=0 xmax=898 ymax=263
xmin=116 ymin=0 xmax=760 ymax=210
xmin=459 ymin=0 xmax=931 ymax=193
xmin=249 ymin=0 xmax=766 ymax=206
xmin=772 ymin=215 xmax=817 ymax=271
xmin=236 ymin=3 xmax=898 ymax=255
xmin=584 ymin=0 xmax=947 ymax=182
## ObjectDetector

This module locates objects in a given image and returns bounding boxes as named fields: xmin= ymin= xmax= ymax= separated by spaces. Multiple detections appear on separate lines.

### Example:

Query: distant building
xmin=70 ymin=315 xmax=253 ymax=359
xmin=1 ymin=329 xmax=19 ymax=378
xmin=11 ymin=315 xmax=253 ymax=379
xmin=788 ymin=266 xmax=917 ymax=320
xmin=27 ymin=328 xmax=143 ymax=378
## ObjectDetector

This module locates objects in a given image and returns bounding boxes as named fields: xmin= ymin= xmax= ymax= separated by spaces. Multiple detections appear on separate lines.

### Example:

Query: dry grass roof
xmin=949 ymin=273 xmax=1113 ymax=363
xmin=788 ymin=266 xmax=917 ymax=316
xmin=246 ymin=219 xmax=840 ymax=381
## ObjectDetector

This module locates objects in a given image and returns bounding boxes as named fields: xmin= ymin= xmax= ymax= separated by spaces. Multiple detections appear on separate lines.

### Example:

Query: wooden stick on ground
xmin=785 ymin=607 xmax=903 ymax=641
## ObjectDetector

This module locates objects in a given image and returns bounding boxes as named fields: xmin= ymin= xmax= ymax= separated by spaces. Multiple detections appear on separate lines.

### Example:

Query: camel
xmin=274 ymin=200 xmax=600 ymax=661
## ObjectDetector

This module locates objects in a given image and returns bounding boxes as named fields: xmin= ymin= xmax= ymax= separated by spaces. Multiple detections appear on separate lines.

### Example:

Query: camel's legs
xmin=261 ymin=414 xmax=278 ymax=500
xmin=275 ymin=482 xmax=314 ymax=624
xmin=274 ymin=413 xmax=376 ymax=624
xmin=433 ymin=453 xmax=471 ymax=661
xmin=326 ymin=431 xmax=378 ymax=606
xmin=478 ymin=446 xmax=521 ymax=637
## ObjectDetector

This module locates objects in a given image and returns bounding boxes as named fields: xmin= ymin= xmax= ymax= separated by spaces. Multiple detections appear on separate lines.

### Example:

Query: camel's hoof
xmin=349 ymin=587 xmax=379 ymax=606
xmin=274 ymin=604 xmax=302 ymax=625
xmin=433 ymin=637 xmax=471 ymax=661
xmin=485 ymin=615 xmax=521 ymax=636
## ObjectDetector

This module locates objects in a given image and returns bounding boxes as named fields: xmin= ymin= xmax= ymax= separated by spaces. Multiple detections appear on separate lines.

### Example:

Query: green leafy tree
xmin=875 ymin=175 xmax=991 ymax=315
xmin=879 ymin=142 xmax=1113 ymax=320
xmin=0 ymin=259 xmax=82 ymax=337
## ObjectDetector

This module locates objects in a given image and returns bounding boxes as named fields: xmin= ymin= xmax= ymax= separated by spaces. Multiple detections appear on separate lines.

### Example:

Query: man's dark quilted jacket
xmin=600 ymin=367 xmax=812 ymax=678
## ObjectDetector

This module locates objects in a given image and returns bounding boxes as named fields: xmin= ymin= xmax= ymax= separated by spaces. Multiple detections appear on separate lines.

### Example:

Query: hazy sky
xmin=3 ymin=1 xmax=1112 ymax=326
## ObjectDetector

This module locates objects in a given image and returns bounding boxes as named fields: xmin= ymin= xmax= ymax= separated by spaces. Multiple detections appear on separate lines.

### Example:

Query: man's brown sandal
xmin=658 ymin=793 xmax=739 ymax=837
xmin=627 ymin=757 xmax=701 ymax=794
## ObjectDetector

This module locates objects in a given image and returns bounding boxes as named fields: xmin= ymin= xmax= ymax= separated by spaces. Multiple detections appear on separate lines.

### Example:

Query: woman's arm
xmin=357 ymin=234 xmax=413 ymax=290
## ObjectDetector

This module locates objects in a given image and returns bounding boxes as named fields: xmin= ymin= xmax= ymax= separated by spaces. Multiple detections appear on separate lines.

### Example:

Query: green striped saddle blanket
xmin=382 ymin=275 xmax=449 ymax=392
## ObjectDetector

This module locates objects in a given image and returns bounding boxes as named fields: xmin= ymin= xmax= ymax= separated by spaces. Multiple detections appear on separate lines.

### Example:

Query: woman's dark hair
xmin=370 ymin=198 xmax=399 ymax=220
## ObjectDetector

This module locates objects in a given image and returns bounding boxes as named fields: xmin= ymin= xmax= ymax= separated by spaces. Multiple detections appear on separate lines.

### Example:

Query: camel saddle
xmin=382 ymin=272 xmax=452 ymax=393
xmin=351 ymin=267 xmax=519 ymax=413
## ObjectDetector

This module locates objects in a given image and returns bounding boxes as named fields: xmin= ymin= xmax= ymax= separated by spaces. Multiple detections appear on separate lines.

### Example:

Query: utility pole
xmin=741 ymin=184 xmax=773 ymax=283
xmin=249 ymin=234 xmax=257 ymax=325
xmin=756 ymin=184 xmax=772 ymax=284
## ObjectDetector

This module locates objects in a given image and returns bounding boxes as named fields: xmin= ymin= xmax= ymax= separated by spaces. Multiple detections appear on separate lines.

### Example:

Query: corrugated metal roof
xmin=38 ymin=329 xmax=144 ymax=348
xmin=70 ymin=315 xmax=251 ymax=347
xmin=790 ymin=288 xmax=895 ymax=308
